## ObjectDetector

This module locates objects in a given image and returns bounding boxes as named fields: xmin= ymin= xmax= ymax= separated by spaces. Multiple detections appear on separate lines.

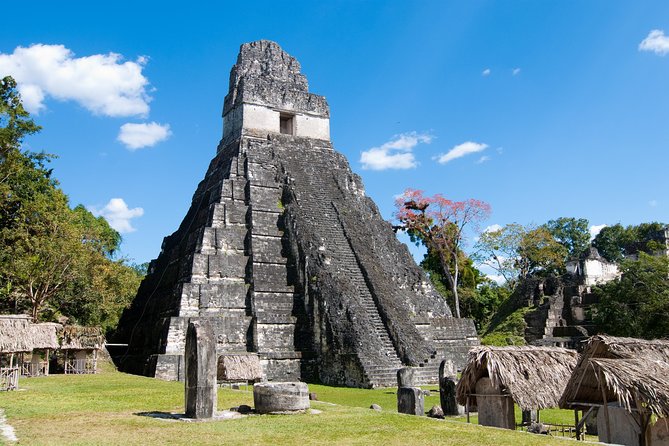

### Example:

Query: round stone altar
xmin=253 ymin=382 xmax=310 ymax=414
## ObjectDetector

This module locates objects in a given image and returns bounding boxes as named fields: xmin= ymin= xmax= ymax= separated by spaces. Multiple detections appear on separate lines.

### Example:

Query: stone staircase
xmin=286 ymin=145 xmax=403 ymax=387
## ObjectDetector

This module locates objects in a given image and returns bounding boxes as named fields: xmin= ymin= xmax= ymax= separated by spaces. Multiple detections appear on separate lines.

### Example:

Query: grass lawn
xmin=0 ymin=365 xmax=576 ymax=445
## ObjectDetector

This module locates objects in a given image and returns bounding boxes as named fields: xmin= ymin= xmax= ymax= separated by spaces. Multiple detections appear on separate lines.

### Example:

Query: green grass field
xmin=0 ymin=365 xmax=577 ymax=445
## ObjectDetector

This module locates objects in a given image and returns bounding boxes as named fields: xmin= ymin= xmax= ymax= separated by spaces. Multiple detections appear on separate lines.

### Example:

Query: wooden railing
xmin=0 ymin=367 xmax=19 ymax=391
xmin=64 ymin=358 xmax=97 ymax=374
xmin=21 ymin=361 xmax=48 ymax=377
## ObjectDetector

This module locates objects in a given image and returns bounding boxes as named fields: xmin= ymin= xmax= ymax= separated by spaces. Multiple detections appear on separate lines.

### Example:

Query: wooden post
xmin=599 ymin=370 xmax=612 ymax=443
xmin=45 ymin=349 xmax=50 ymax=376
xmin=574 ymin=409 xmax=581 ymax=441
xmin=466 ymin=396 xmax=470 ymax=423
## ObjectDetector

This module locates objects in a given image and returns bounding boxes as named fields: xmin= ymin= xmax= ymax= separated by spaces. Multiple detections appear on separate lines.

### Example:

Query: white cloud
xmin=512 ymin=67 xmax=521 ymax=76
xmin=639 ymin=30 xmax=669 ymax=56
xmin=435 ymin=141 xmax=488 ymax=164
xmin=360 ymin=132 xmax=433 ymax=170
xmin=476 ymin=155 xmax=491 ymax=164
xmin=118 ymin=122 xmax=171 ymax=150
xmin=89 ymin=198 xmax=144 ymax=234
xmin=0 ymin=44 xmax=151 ymax=116
xmin=484 ymin=224 xmax=503 ymax=233
xmin=589 ymin=224 xmax=607 ymax=240
xmin=482 ymin=68 xmax=491 ymax=76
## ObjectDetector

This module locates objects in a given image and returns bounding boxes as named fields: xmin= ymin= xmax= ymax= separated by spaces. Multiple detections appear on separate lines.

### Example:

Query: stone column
xmin=185 ymin=320 xmax=217 ymax=419
xmin=475 ymin=377 xmax=515 ymax=430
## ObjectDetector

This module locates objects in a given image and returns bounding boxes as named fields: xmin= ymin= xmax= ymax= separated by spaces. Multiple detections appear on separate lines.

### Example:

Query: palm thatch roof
xmin=456 ymin=345 xmax=578 ymax=411
xmin=30 ymin=323 xmax=62 ymax=350
xmin=217 ymin=353 xmax=264 ymax=381
xmin=0 ymin=315 xmax=33 ymax=353
xmin=60 ymin=326 xmax=105 ymax=350
xmin=560 ymin=335 xmax=669 ymax=417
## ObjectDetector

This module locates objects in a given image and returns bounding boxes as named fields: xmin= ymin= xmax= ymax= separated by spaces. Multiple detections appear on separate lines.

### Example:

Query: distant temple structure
xmin=113 ymin=40 xmax=478 ymax=387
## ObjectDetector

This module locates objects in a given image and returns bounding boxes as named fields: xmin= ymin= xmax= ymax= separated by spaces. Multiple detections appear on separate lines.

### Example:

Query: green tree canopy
xmin=543 ymin=217 xmax=590 ymax=259
xmin=594 ymin=252 xmax=669 ymax=339
xmin=473 ymin=223 xmax=567 ymax=289
xmin=0 ymin=76 xmax=142 ymax=332
xmin=593 ymin=222 xmax=667 ymax=263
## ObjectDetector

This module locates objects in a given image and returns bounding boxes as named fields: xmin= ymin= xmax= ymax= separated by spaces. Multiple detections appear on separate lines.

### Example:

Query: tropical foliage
xmin=0 ymin=76 xmax=142 ymax=333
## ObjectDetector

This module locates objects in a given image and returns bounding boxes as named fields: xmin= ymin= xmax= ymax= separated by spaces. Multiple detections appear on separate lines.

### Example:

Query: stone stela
xmin=185 ymin=321 xmax=217 ymax=419
xmin=113 ymin=40 xmax=479 ymax=388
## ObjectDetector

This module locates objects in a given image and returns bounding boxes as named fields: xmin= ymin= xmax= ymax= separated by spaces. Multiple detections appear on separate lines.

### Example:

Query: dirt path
xmin=0 ymin=409 xmax=17 ymax=443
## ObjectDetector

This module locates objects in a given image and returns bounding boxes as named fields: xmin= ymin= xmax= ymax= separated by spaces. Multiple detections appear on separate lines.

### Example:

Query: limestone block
xmin=251 ymin=211 xmax=283 ymax=236
xmin=208 ymin=315 xmax=252 ymax=347
xmin=254 ymin=323 xmax=295 ymax=350
xmin=199 ymin=282 xmax=247 ymax=310
xmin=225 ymin=203 xmax=248 ymax=225
xmin=397 ymin=387 xmax=424 ymax=416
xmin=185 ymin=320 xmax=217 ymax=419
xmin=191 ymin=253 xmax=209 ymax=277
xmin=179 ymin=283 xmax=200 ymax=317
xmin=261 ymin=358 xmax=302 ymax=381
xmin=207 ymin=253 xmax=247 ymax=279
xmin=153 ymin=354 xmax=184 ymax=381
xmin=253 ymin=264 xmax=293 ymax=293
xmin=231 ymin=179 xmax=247 ymax=202
xmin=215 ymin=227 xmax=247 ymax=251
xmin=246 ymin=161 xmax=278 ymax=186
xmin=253 ymin=382 xmax=309 ymax=414
xmin=397 ymin=367 xmax=418 ymax=388
xmin=199 ymin=227 xmax=217 ymax=254
xmin=207 ymin=203 xmax=227 ymax=228
xmin=249 ymin=185 xmax=282 ymax=212
xmin=251 ymin=236 xmax=287 ymax=263
xmin=475 ymin=377 xmax=515 ymax=430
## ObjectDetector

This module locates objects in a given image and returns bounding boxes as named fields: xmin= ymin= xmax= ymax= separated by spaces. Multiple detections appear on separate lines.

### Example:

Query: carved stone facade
xmin=113 ymin=40 xmax=478 ymax=387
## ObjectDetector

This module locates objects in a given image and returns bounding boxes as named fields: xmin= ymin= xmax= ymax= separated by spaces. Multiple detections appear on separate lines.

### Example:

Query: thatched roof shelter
xmin=560 ymin=335 xmax=669 ymax=417
xmin=0 ymin=315 xmax=33 ymax=353
xmin=30 ymin=323 xmax=62 ymax=350
xmin=217 ymin=353 xmax=264 ymax=381
xmin=60 ymin=326 xmax=105 ymax=350
xmin=456 ymin=345 xmax=578 ymax=411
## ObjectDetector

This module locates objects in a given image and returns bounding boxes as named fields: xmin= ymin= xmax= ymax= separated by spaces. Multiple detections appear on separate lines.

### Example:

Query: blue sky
xmin=2 ymin=1 xmax=668 ymax=267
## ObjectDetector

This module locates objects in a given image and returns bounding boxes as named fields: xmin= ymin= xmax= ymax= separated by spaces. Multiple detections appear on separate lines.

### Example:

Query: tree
xmin=592 ymin=224 xmax=629 ymax=263
xmin=594 ymin=252 xmax=669 ymax=339
xmin=517 ymin=227 xmax=568 ymax=278
xmin=543 ymin=217 xmax=590 ymax=259
xmin=473 ymin=223 xmax=526 ymax=288
xmin=474 ymin=223 xmax=567 ymax=289
xmin=0 ymin=76 xmax=41 ymax=155
xmin=395 ymin=189 xmax=491 ymax=318
xmin=0 ymin=76 xmax=141 ymax=328
xmin=593 ymin=222 xmax=667 ymax=263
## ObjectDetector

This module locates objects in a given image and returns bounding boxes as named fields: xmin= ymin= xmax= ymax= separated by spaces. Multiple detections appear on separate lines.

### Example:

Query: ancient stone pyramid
xmin=114 ymin=40 xmax=478 ymax=387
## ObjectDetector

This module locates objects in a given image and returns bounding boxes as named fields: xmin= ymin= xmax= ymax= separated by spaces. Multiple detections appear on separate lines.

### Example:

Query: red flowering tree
xmin=395 ymin=189 xmax=491 ymax=318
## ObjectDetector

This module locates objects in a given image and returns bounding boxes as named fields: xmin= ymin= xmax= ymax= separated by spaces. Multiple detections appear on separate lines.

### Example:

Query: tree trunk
xmin=438 ymin=251 xmax=460 ymax=318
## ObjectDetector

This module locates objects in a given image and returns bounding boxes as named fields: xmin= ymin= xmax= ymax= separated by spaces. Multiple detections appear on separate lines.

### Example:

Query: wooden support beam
xmin=599 ymin=369 xmax=612 ymax=442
